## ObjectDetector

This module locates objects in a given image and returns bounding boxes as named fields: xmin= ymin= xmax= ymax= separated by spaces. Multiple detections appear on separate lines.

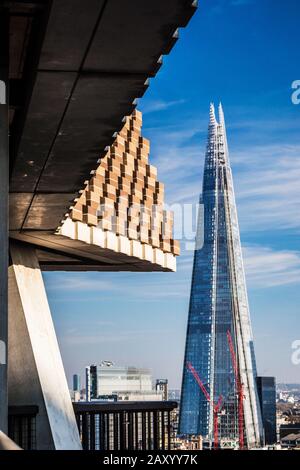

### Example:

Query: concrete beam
xmin=8 ymin=241 xmax=81 ymax=450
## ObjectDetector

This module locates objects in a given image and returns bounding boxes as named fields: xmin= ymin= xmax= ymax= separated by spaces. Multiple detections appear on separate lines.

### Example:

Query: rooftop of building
xmin=281 ymin=433 xmax=300 ymax=442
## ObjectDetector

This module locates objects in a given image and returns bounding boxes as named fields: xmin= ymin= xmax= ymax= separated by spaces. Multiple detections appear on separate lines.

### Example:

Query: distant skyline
xmin=44 ymin=0 xmax=300 ymax=388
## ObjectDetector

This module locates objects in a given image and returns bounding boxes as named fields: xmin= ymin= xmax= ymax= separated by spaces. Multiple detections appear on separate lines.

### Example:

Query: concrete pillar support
xmin=8 ymin=241 xmax=82 ymax=450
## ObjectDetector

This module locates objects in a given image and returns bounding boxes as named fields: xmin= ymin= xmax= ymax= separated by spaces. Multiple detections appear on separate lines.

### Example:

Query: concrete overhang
xmin=6 ymin=0 xmax=197 ymax=270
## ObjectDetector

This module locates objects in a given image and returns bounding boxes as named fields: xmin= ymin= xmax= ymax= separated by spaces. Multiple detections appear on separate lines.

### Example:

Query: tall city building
xmin=85 ymin=365 xmax=98 ymax=401
xmin=73 ymin=374 xmax=81 ymax=392
xmin=256 ymin=376 xmax=277 ymax=445
xmin=179 ymin=104 xmax=264 ymax=448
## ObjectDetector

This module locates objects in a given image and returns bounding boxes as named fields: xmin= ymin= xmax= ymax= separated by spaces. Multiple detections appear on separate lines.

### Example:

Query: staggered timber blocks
xmin=57 ymin=110 xmax=180 ymax=270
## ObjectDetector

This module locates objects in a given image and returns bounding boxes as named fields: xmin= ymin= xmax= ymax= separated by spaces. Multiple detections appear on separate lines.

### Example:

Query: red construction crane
xmin=226 ymin=330 xmax=244 ymax=450
xmin=186 ymin=361 xmax=223 ymax=450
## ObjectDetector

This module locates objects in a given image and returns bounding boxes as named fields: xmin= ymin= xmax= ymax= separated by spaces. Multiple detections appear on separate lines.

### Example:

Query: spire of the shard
xmin=205 ymin=102 xmax=218 ymax=168
xmin=218 ymin=102 xmax=229 ymax=162
xmin=209 ymin=102 xmax=217 ymax=131
xmin=218 ymin=101 xmax=224 ymax=122
xmin=204 ymin=103 xmax=218 ymax=170
xmin=210 ymin=102 xmax=216 ymax=123
xmin=208 ymin=103 xmax=217 ymax=140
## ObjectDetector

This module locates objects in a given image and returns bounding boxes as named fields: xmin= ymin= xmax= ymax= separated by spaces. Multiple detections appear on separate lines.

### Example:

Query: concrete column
xmin=8 ymin=241 xmax=82 ymax=450
xmin=0 ymin=9 xmax=9 ymax=434
xmin=0 ymin=431 xmax=22 ymax=450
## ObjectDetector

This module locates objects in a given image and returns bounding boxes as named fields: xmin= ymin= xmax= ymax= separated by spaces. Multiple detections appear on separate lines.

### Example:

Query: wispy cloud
xmin=209 ymin=0 xmax=253 ymax=15
xmin=243 ymin=245 xmax=300 ymax=288
xmin=141 ymin=99 xmax=186 ymax=114
xmin=212 ymin=0 xmax=254 ymax=11
xmin=232 ymin=144 xmax=300 ymax=232
xmin=60 ymin=329 xmax=153 ymax=346
xmin=45 ymin=271 xmax=189 ymax=301
xmin=45 ymin=275 xmax=114 ymax=292
xmin=231 ymin=0 xmax=253 ymax=6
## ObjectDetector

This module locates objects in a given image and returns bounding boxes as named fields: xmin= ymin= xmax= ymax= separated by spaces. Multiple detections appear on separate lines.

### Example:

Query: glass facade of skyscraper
xmin=179 ymin=105 xmax=263 ymax=448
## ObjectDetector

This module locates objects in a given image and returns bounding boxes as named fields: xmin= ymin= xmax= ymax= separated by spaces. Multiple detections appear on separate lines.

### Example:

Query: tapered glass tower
xmin=179 ymin=104 xmax=264 ymax=448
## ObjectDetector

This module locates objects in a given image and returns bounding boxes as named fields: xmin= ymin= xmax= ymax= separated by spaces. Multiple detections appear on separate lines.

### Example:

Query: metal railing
xmin=73 ymin=401 xmax=177 ymax=451
xmin=7 ymin=401 xmax=177 ymax=451
xmin=8 ymin=405 xmax=38 ymax=450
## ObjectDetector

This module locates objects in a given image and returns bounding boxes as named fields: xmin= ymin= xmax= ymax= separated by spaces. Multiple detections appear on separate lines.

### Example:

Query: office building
xmin=85 ymin=365 xmax=98 ymax=401
xmin=257 ymin=376 xmax=277 ymax=444
xmin=73 ymin=374 xmax=81 ymax=392
xmin=85 ymin=362 xmax=162 ymax=402
xmin=156 ymin=379 xmax=168 ymax=401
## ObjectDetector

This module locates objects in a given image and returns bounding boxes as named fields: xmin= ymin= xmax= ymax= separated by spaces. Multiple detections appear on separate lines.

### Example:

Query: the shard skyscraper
xmin=179 ymin=104 xmax=264 ymax=448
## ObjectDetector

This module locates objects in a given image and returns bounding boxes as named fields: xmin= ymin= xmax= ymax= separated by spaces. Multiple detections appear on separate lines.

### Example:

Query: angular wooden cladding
xmin=60 ymin=110 xmax=180 ymax=257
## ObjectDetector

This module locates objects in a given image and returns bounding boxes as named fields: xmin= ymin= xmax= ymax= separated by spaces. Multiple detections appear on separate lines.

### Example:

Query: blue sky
xmin=44 ymin=0 xmax=300 ymax=389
